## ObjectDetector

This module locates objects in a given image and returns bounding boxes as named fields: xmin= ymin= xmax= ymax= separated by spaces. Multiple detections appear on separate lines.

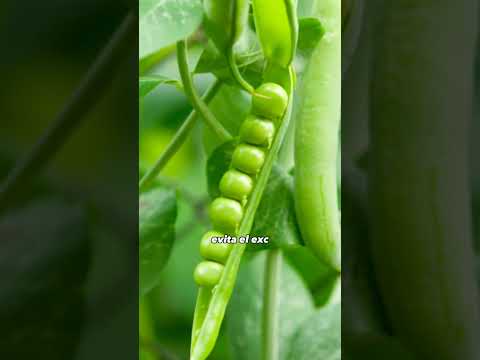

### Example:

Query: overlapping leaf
xmin=139 ymin=0 xmax=203 ymax=59
xmin=139 ymin=186 xmax=177 ymax=296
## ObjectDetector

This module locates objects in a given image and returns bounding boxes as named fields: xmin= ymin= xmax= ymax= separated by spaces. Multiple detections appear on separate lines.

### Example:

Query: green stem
xmin=176 ymin=40 xmax=232 ymax=142
xmin=262 ymin=249 xmax=282 ymax=360
xmin=139 ymin=43 xmax=177 ymax=75
xmin=0 ymin=12 xmax=136 ymax=214
xmin=139 ymin=80 xmax=222 ymax=190
xmin=227 ymin=49 xmax=254 ymax=94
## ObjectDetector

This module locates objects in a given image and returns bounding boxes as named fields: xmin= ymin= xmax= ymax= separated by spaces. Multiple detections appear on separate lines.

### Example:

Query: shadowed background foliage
xmin=0 ymin=1 xmax=137 ymax=359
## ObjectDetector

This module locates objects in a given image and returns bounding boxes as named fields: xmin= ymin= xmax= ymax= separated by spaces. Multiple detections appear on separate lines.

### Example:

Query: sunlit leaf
xmin=139 ymin=0 xmax=203 ymax=59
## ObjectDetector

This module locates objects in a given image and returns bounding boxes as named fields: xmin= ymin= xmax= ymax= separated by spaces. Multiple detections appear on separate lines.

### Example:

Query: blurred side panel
xmin=0 ymin=1 xmax=138 ymax=359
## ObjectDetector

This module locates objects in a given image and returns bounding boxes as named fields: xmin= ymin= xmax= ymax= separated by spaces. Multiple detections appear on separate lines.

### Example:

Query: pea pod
xmin=294 ymin=0 xmax=341 ymax=272
xmin=203 ymin=0 xmax=249 ymax=52
xmin=203 ymin=0 xmax=254 ymax=93
xmin=252 ymin=0 xmax=298 ymax=68
xmin=190 ymin=75 xmax=293 ymax=360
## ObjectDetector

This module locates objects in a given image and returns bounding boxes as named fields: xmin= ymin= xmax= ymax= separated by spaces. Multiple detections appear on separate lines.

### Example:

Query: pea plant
xmin=139 ymin=1 xmax=341 ymax=359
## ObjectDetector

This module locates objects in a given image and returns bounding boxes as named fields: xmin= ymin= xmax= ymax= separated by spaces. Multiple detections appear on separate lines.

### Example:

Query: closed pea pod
xmin=203 ymin=0 xmax=254 ymax=93
xmin=252 ymin=0 xmax=298 ymax=68
xmin=294 ymin=0 xmax=341 ymax=271
xmin=203 ymin=0 xmax=249 ymax=52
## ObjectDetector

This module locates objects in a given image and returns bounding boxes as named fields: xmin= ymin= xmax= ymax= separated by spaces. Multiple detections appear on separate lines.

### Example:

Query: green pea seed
xmin=194 ymin=261 xmax=224 ymax=287
xmin=252 ymin=83 xmax=288 ymax=119
xmin=219 ymin=169 xmax=254 ymax=202
xmin=200 ymin=230 xmax=232 ymax=264
xmin=239 ymin=115 xmax=275 ymax=147
xmin=231 ymin=144 xmax=265 ymax=175
xmin=209 ymin=197 xmax=243 ymax=233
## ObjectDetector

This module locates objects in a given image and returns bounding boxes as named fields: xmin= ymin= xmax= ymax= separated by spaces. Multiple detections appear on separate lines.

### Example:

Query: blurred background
xmin=0 ymin=1 xmax=137 ymax=359
xmin=342 ymin=1 xmax=480 ymax=359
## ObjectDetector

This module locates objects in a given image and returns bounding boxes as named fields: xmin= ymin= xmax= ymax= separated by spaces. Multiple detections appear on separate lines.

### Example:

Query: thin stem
xmin=139 ymin=80 xmax=222 ymax=190
xmin=262 ymin=249 xmax=282 ymax=360
xmin=140 ymin=36 xmax=202 ymax=75
xmin=176 ymin=40 xmax=232 ymax=142
xmin=227 ymin=49 xmax=254 ymax=94
xmin=139 ymin=43 xmax=177 ymax=75
xmin=0 ymin=12 xmax=137 ymax=214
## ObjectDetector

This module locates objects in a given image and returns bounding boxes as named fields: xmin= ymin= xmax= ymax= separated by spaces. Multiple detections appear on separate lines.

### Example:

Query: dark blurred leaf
xmin=287 ymin=303 xmax=341 ymax=360
xmin=356 ymin=149 xmax=369 ymax=171
xmin=0 ymin=152 xmax=53 ymax=210
xmin=152 ymin=193 xmax=205 ymax=323
xmin=343 ymin=332 xmax=417 ymax=360
xmin=139 ymin=0 xmax=203 ymax=59
xmin=227 ymin=252 xmax=315 ymax=360
xmin=297 ymin=17 xmax=325 ymax=57
xmin=342 ymin=185 xmax=384 ymax=333
xmin=341 ymin=0 xmax=363 ymax=73
xmin=0 ymin=198 xmax=90 ymax=358
xmin=250 ymin=166 xmax=303 ymax=251
xmin=207 ymin=140 xmax=238 ymax=199
xmin=139 ymin=186 xmax=177 ymax=297
xmin=203 ymin=85 xmax=251 ymax=154
xmin=139 ymin=75 xmax=183 ymax=98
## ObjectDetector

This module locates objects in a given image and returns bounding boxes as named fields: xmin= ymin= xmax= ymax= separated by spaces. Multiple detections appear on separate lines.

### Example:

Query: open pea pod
xmin=252 ymin=0 xmax=298 ymax=68
xmin=190 ymin=67 xmax=295 ymax=360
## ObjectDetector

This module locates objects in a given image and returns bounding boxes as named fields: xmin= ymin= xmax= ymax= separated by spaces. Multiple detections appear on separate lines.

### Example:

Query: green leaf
xmin=151 ymin=192 xmax=207 ymax=320
xmin=287 ymin=303 xmax=341 ymax=360
xmin=139 ymin=75 xmax=183 ymax=98
xmin=297 ymin=17 xmax=325 ymax=57
xmin=139 ymin=186 xmax=177 ymax=296
xmin=207 ymin=140 xmax=239 ymax=199
xmin=227 ymin=252 xmax=315 ymax=360
xmin=285 ymin=246 xmax=333 ymax=286
xmin=250 ymin=166 xmax=303 ymax=250
xmin=203 ymin=85 xmax=251 ymax=154
xmin=139 ymin=0 xmax=203 ymax=59
xmin=0 ymin=198 xmax=90 ymax=357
